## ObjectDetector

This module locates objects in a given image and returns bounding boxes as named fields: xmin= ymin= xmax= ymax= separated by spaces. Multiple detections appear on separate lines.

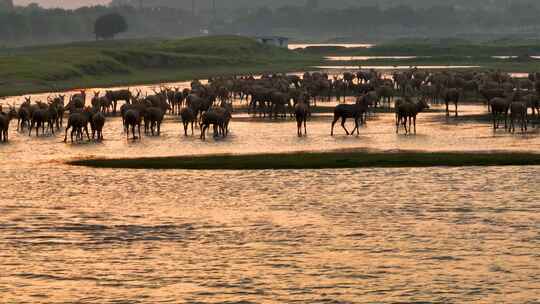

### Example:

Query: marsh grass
xmin=69 ymin=151 xmax=540 ymax=170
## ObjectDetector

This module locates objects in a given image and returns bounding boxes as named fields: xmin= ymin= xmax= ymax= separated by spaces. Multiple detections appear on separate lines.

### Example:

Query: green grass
xmin=0 ymin=35 xmax=321 ymax=97
xmin=68 ymin=151 xmax=540 ymax=170
xmin=7 ymin=36 xmax=540 ymax=98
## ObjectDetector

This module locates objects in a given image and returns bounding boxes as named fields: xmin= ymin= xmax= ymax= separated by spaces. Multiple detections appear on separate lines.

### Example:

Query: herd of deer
xmin=0 ymin=68 xmax=538 ymax=143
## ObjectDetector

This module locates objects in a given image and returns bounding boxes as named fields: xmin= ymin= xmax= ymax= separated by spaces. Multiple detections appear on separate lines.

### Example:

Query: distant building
xmin=0 ymin=0 xmax=13 ymax=11
xmin=255 ymin=36 xmax=289 ymax=48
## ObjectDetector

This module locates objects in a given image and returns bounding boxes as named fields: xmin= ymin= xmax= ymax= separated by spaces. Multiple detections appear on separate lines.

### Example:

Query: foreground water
xmin=2 ymin=97 xmax=540 ymax=302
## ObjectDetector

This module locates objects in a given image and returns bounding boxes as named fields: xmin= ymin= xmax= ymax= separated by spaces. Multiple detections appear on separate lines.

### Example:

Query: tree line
xmin=225 ymin=3 xmax=540 ymax=39
xmin=2 ymin=1 xmax=540 ymax=46
xmin=0 ymin=4 xmax=200 ymax=46
xmin=111 ymin=0 xmax=540 ymax=11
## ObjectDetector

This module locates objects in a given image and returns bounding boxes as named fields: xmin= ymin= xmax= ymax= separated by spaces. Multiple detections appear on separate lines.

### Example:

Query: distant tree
xmin=305 ymin=0 xmax=320 ymax=10
xmin=0 ymin=0 xmax=13 ymax=12
xmin=94 ymin=12 xmax=127 ymax=40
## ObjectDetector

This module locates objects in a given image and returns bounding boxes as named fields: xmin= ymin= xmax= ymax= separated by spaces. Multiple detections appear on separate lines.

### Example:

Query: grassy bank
xmin=0 ymin=35 xmax=321 ymax=97
xmin=6 ymin=36 xmax=540 ymax=98
xmin=68 ymin=151 xmax=540 ymax=170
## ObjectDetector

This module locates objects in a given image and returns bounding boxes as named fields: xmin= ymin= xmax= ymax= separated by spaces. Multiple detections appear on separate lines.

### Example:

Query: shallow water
xmin=325 ymin=55 xmax=540 ymax=61
xmin=314 ymin=65 xmax=482 ymax=70
xmin=510 ymin=73 xmax=530 ymax=79
xmin=0 ymin=79 xmax=197 ymax=108
xmin=289 ymin=43 xmax=374 ymax=49
xmin=326 ymin=56 xmax=421 ymax=61
xmin=2 ymin=91 xmax=540 ymax=302
xmin=3 ymin=102 xmax=540 ymax=165
xmin=493 ymin=56 xmax=540 ymax=60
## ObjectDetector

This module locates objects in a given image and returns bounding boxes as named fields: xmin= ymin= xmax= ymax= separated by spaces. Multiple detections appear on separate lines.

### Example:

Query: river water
xmin=2 ymin=82 xmax=540 ymax=302
xmin=289 ymin=43 xmax=375 ymax=50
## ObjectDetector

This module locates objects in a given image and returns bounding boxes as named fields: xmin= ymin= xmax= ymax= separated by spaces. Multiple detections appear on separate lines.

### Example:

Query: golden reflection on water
xmin=2 ymin=166 xmax=540 ymax=303
xmin=288 ymin=43 xmax=375 ymax=49
xmin=1 ymin=90 xmax=540 ymax=302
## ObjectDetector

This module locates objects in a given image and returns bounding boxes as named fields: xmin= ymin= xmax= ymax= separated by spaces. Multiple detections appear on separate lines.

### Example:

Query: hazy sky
xmin=14 ymin=0 xmax=110 ymax=8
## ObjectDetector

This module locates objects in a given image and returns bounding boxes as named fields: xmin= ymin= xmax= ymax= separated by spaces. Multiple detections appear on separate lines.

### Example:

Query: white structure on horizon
xmin=255 ymin=36 xmax=289 ymax=48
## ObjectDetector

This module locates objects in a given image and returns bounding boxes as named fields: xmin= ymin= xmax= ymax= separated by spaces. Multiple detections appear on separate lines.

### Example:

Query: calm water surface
xmin=327 ymin=56 xmax=540 ymax=61
xmin=314 ymin=65 xmax=482 ymax=70
xmin=2 ymin=90 xmax=540 ymax=302
xmin=325 ymin=56 xmax=421 ymax=61
xmin=289 ymin=43 xmax=374 ymax=50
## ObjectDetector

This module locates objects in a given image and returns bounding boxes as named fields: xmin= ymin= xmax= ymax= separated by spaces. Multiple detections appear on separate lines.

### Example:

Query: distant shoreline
xmin=5 ymin=37 xmax=540 ymax=98
xmin=0 ymin=35 xmax=320 ymax=98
